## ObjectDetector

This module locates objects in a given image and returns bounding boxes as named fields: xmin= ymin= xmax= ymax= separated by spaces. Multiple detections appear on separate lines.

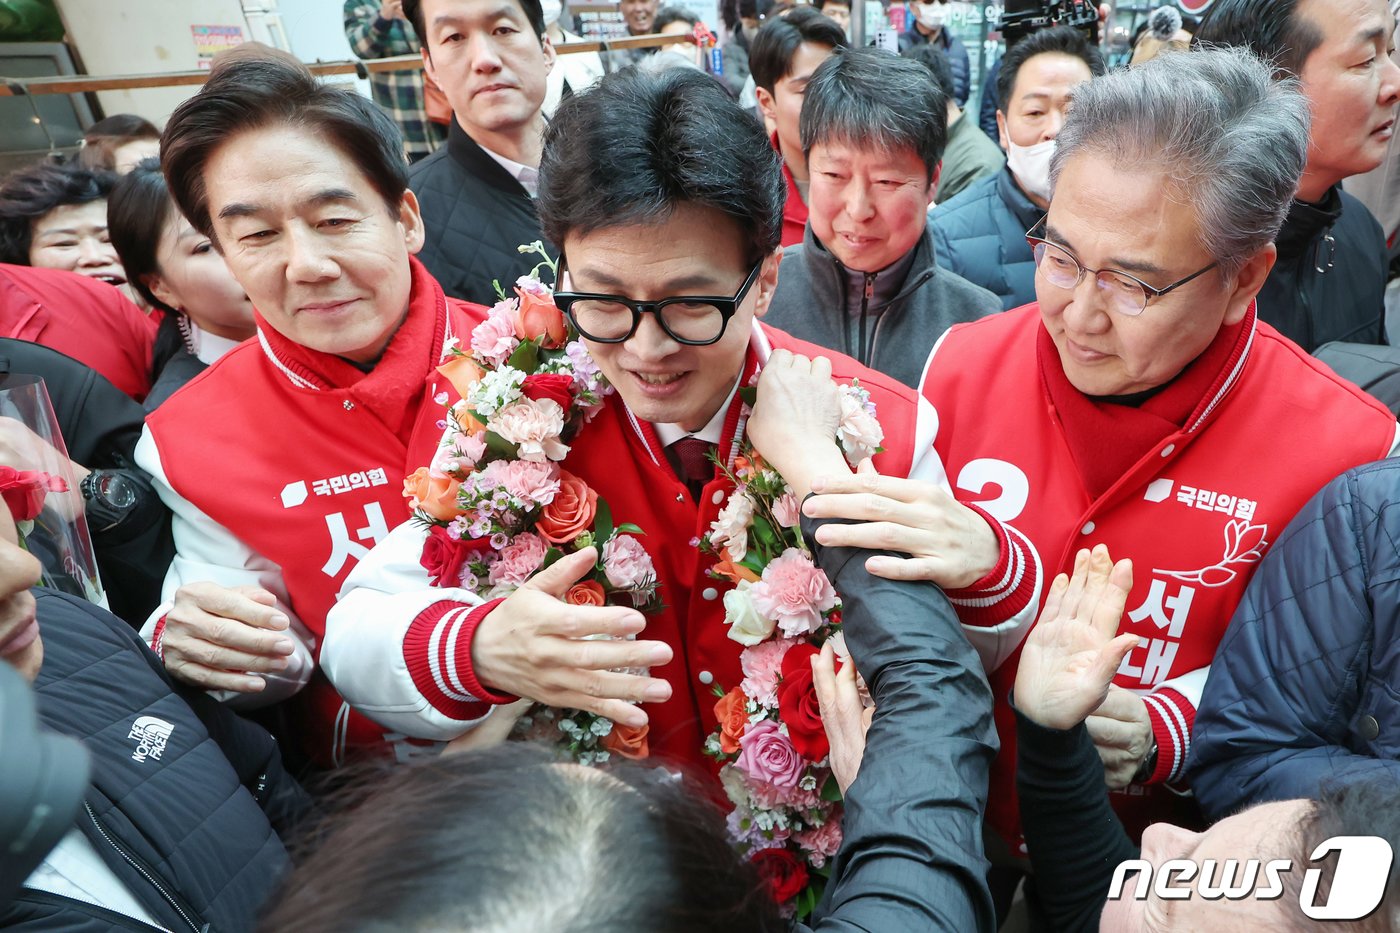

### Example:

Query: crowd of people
xmin=1 ymin=0 xmax=1399 ymax=929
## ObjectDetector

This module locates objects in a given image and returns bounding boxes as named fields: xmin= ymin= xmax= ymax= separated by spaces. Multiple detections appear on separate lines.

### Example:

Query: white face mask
xmin=1007 ymin=138 xmax=1056 ymax=203
xmin=911 ymin=2 xmax=949 ymax=30
xmin=540 ymin=0 xmax=563 ymax=26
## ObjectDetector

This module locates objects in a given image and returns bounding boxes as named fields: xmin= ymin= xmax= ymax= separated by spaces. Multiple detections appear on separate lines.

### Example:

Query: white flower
xmin=467 ymin=367 xmax=526 ymax=417
xmin=724 ymin=580 xmax=777 ymax=646
xmin=709 ymin=488 xmax=755 ymax=563
xmin=838 ymin=386 xmax=884 ymax=464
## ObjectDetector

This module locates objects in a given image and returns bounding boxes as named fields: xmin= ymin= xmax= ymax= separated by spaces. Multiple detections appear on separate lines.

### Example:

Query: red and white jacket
xmin=322 ymin=323 xmax=1041 ymax=773
xmin=920 ymin=302 xmax=1400 ymax=853
xmin=136 ymin=258 xmax=489 ymax=768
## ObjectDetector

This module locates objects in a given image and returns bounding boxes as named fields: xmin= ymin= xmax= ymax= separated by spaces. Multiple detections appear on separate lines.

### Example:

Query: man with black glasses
xmin=322 ymin=67 xmax=1041 ymax=774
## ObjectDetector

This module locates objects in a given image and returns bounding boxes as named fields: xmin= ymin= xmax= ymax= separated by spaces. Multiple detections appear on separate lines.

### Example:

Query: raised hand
xmin=470 ymin=547 xmax=674 ymax=728
xmin=747 ymin=349 xmax=849 ymax=497
xmin=1013 ymin=546 xmax=1137 ymax=731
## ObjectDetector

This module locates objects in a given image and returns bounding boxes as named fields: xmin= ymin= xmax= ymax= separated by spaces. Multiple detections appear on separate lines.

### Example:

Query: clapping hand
xmin=1013 ymin=545 xmax=1137 ymax=732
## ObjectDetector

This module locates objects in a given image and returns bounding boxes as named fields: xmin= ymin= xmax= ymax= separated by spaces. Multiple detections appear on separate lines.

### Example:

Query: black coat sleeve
xmin=801 ymin=514 xmax=998 ymax=933
xmin=1015 ymin=708 xmax=1138 ymax=933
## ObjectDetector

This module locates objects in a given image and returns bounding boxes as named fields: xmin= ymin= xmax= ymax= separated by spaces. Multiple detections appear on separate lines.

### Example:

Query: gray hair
xmin=800 ymin=47 xmax=948 ymax=180
xmin=1050 ymin=46 xmax=1309 ymax=278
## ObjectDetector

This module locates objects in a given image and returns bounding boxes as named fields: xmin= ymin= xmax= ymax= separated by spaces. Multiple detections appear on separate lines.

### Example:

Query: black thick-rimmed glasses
xmin=552 ymin=257 xmax=764 ymax=346
xmin=1025 ymin=215 xmax=1219 ymax=317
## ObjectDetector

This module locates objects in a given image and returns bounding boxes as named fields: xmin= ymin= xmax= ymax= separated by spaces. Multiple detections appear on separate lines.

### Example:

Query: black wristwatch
xmin=80 ymin=469 xmax=141 ymax=533
xmin=1133 ymin=735 xmax=1160 ymax=785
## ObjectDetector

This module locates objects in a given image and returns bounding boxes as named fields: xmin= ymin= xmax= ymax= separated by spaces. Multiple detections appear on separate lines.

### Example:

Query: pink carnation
xmin=735 ymin=719 xmax=804 ymax=790
xmin=740 ymin=639 xmax=796 ymax=709
xmin=497 ymin=459 xmax=561 ymax=506
xmin=602 ymin=534 xmax=656 ymax=592
xmin=489 ymin=398 xmax=568 ymax=462
xmin=749 ymin=779 xmax=822 ymax=811
xmin=471 ymin=305 xmax=520 ymax=367
xmin=838 ymin=391 xmax=883 ymax=463
xmin=772 ymin=491 xmax=802 ymax=529
xmin=487 ymin=532 xmax=547 ymax=589
xmin=749 ymin=548 xmax=838 ymax=638
xmin=794 ymin=820 xmax=843 ymax=869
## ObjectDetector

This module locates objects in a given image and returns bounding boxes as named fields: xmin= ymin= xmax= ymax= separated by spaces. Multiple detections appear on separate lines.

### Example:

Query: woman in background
xmin=108 ymin=159 xmax=255 ymax=410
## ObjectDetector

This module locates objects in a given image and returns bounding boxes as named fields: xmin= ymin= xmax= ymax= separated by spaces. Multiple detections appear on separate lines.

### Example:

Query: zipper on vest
xmin=858 ymin=272 xmax=876 ymax=365
xmin=84 ymin=802 xmax=208 ymax=933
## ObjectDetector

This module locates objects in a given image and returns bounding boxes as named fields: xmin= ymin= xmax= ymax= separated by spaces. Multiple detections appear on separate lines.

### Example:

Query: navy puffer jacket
xmin=1190 ymin=457 xmax=1400 ymax=822
xmin=929 ymin=168 xmax=1040 ymax=311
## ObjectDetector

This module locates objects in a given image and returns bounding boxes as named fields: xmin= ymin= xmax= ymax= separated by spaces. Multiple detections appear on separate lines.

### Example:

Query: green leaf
xmin=593 ymin=498 xmax=614 ymax=543
xmin=616 ymin=522 xmax=645 ymax=535
xmin=484 ymin=430 xmax=517 ymax=458
xmin=541 ymin=547 xmax=564 ymax=570
xmin=752 ymin=514 xmax=778 ymax=547
xmin=507 ymin=340 xmax=540 ymax=372
xmin=738 ymin=385 xmax=758 ymax=406
xmin=819 ymin=773 xmax=844 ymax=802
xmin=739 ymin=552 xmax=766 ymax=576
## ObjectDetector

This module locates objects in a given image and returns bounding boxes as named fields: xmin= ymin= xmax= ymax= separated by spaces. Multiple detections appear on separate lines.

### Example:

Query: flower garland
xmin=407 ymin=243 xmax=661 ymax=765
xmin=702 ymin=379 xmax=883 ymax=920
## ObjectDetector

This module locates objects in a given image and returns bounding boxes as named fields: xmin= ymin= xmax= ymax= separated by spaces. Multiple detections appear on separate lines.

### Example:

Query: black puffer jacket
xmin=1256 ymin=186 xmax=1388 ymax=352
xmin=3 ymin=591 xmax=306 ymax=932
xmin=409 ymin=120 xmax=553 ymax=306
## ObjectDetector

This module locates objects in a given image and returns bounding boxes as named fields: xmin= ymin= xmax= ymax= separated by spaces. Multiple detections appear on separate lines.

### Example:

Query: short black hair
xmin=0 ymin=162 xmax=117 ymax=265
xmin=404 ymin=0 xmax=547 ymax=48
xmin=261 ymin=743 xmax=785 ymax=932
xmin=997 ymin=25 xmax=1106 ymax=112
xmin=1194 ymin=0 xmax=1322 ymax=78
xmin=749 ymin=6 xmax=849 ymax=94
xmin=653 ymin=5 xmax=699 ymax=32
xmin=78 ymin=114 xmax=161 ymax=172
xmin=901 ymin=43 xmax=955 ymax=101
xmin=161 ymin=47 xmax=408 ymax=243
xmin=819 ymin=0 xmax=850 ymax=9
xmin=539 ymin=67 xmax=785 ymax=265
xmin=800 ymin=47 xmax=948 ymax=180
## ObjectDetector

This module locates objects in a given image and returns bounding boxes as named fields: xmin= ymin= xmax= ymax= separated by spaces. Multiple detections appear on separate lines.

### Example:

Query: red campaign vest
xmin=922 ymin=304 xmax=1397 ymax=852
xmin=562 ymin=324 xmax=921 ymax=770
xmin=147 ymin=260 xmax=487 ymax=767
xmin=773 ymin=132 xmax=808 ymax=249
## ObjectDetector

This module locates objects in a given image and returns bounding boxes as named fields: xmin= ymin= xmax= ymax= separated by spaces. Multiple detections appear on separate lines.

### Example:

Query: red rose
xmin=0 ymin=467 xmax=66 ymax=522
xmin=777 ymin=643 xmax=829 ymax=762
xmin=420 ymin=525 xmax=490 ymax=587
xmin=520 ymin=373 xmax=575 ymax=411
xmin=750 ymin=847 xmax=810 ymax=905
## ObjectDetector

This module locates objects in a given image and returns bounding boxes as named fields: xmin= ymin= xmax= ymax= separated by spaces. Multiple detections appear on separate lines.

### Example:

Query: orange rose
xmin=713 ymin=685 xmax=749 ymax=755
xmin=454 ymin=407 xmax=486 ymax=434
xmin=565 ymin=580 xmax=606 ymax=606
xmin=711 ymin=548 xmax=760 ymax=584
xmin=601 ymin=721 xmax=649 ymax=760
xmin=403 ymin=467 xmax=464 ymax=521
xmin=437 ymin=355 xmax=485 ymax=399
xmin=537 ymin=470 xmax=597 ymax=544
xmin=513 ymin=290 xmax=567 ymax=348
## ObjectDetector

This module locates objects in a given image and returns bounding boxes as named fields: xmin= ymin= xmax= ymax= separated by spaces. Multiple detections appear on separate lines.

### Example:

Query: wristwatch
xmin=80 ymin=469 xmax=141 ymax=533
xmin=1132 ymin=735 xmax=1160 ymax=785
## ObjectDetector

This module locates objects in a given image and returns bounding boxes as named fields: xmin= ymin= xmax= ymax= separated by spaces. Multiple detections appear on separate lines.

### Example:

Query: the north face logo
xmin=128 ymin=716 xmax=175 ymax=763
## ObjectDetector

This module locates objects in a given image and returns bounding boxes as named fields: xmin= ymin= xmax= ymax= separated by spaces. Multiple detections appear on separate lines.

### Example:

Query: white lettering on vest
xmin=955 ymin=458 xmax=1030 ymax=522
xmin=322 ymin=503 xmax=391 ymax=577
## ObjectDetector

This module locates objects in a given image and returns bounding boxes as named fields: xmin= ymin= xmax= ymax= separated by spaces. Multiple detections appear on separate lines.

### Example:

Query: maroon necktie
xmin=666 ymin=437 xmax=716 ymax=501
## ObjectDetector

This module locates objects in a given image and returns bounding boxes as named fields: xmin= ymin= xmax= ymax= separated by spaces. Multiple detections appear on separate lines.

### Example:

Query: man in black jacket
xmin=403 ymin=0 xmax=557 ymax=305
xmin=0 ymin=503 xmax=306 ymax=931
xmin=1197 ymin=0 xmax=1400 ymax=352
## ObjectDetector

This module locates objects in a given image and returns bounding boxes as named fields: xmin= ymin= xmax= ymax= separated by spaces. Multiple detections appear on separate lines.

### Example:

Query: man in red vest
xmin=321 ymin=67 xmax=1043 ymax=772
xmin=790 ymin=47 xmax=1400 ymax=912
xmin=133 ymin=47 xmax=496 ymax=767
